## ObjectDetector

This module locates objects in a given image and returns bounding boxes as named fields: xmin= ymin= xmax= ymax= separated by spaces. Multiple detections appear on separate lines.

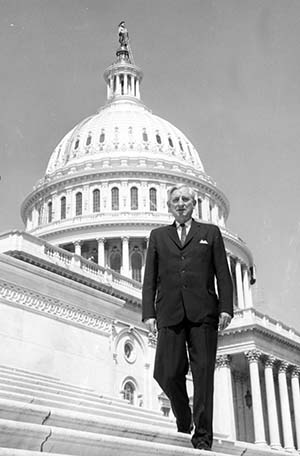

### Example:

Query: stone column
xmin=202 ymin=197 xmax=210 ymax=222
xmin=124 ymin=73 xmax=128 ymax=95
xmin=227 ymin=255 xmax=232 ymax=276
xmin=136 ymin=79 xmax=140 ymax=98
xmin=74 ymin=240 xmax=82 ymax=256
xmin=235 ymin=261 xmax=245 ymax=309
xmin=291 ymin=367 xmax=300 ymax=450
xmin=121 ymin=237 xmax=130 ymax=276
xmin=214 ymin=355 xmax=236 ymax=440
xmin=264 ymin=356 xmax=281 ymax=450
xmin=116 ymin=75 xmax=121 ymax=95
xmin=211 ymin=203 xmax=218 ymax=224
xmin=107 ymin=77 xmax=111 ymax=98
xmin=243 ymin=268 xmax=253 ymax=308
xmin=245 ymin=350 xmax=266 ymax=445
xmin=97 ymin=238 xmax=105 ymax=267
xmin=278 ymin=362 xmax=295 ymax=451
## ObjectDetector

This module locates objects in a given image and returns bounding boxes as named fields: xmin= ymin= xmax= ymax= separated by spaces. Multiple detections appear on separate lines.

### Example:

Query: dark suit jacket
xmin=142 ymin=219 xmax=233 ymax=329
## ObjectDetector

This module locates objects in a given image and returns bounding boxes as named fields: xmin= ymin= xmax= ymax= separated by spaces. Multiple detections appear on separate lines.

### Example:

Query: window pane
xmin=93 ymin=189 xmax=100 ymax=212
xmin=149 ymin=188 xmax=157 ymax=211
xmin=61 ymin=197 xmax=66 ymax=220
xmin=130 ymin=187 xmax=138 ymax=210
xmin=111 ymin=187 xmax=119 ymax=210
xmin=48 ymin=202 xmax=53 ymax=223
xmin=76 ymin=192 xmax=82 ymax=216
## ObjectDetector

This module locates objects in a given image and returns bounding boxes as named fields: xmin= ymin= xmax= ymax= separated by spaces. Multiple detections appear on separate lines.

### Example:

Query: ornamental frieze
xmin=0 ymin=279 xmax=112 ymax=335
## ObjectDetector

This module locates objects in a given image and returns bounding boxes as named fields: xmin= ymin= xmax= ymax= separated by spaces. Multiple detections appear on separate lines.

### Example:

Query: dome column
xmin=263 ymin=356 xmax=281 ymax=450
xmin=291 ymin=367 xmax=300 ymax=450
xmin=245 ymin=350 xmax=266 ymax=445
xmin=235 ymin=260 xmax=245 ymax=309
xmin=136 ymin=78 xmax=140 ymax=99
xmin=202 ymin=197 xmax=210 ymax=222
xmin=97 ymin=238 xmax=106 ymax=267
xmin=74 ymin=240 xmax=82 ymax=257
xmin=121 ymin=236 xmax=130 ymax=276
xmin=211 ymin=203 xmax=218 ymax=224
xmin=243 ymin=267 xmax=253 ymax=308
xmin=278 ymin=362 xmax=295 ymax=451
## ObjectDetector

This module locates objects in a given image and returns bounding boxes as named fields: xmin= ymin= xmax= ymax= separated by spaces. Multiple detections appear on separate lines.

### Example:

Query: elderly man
xmin=142 ymin=184 xmax=233 ymax=451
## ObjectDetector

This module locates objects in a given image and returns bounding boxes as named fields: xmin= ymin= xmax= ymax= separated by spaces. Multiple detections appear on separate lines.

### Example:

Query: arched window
xmin=168 ymin=136 xmax=174 ymax=148
xmin=111 ymin=187 xmax=119 ymax=210
xmin=156 ymin=134 xmax=161 ymax=144
xmin=142 ymin=129 xmax=148 ymax=142
xmin=86 ymin=134 xmax=92 ymax=146
xmin=198 ymin=198 xmax=202 ymax=219
xmin=179 ymin=140 xmax=184 ymax=151
xmin=131 ymin=249 xmax=142 ymax=282
xmin=130 ymin=187 xmax=138 ymax=210
xmin=60 ymin=196 xmax=66 ymax=220
xmin=149 ymin=188 xmax=157 ymax=211
xmin=74 ymin=139 xmax=79 ymax=150
xmin=110 ymin=247 xmax=121 ymax=273
xmin=47 ymin=201 xmax=53 ymax=223
xmin=75 ymin=192 xmax=82 ymax=216
xmin=93 ymin=189 xmax=100 ymax=213
xmin=99 ymin=131 xmax=105 ymax=143
xmin=123 ymin=381 xmax=135 ymax=404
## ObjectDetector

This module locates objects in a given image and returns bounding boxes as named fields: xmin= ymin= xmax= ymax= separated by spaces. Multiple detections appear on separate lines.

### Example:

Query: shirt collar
xmin=175 ymin=218 xmax=192 ymax=229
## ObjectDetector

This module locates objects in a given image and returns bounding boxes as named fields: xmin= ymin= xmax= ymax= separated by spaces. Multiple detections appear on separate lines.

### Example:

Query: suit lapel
xmin=167 ymin=223 xmax=182 ymax=249
xmin=182 ymin=219 xmax=198 ymax=248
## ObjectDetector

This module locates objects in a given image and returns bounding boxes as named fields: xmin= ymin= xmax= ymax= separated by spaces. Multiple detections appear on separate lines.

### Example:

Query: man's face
xmin=168 ymin=187 xmax=196 ymax=224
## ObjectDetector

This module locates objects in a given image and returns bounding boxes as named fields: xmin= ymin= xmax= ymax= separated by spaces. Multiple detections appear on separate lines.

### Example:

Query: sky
xmin=1 ymin=0 xmax=300 ymax=329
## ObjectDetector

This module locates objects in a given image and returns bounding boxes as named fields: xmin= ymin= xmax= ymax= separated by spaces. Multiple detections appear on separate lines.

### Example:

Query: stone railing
xmin=231 ymin=307 xmax=300 ymax=345
xmin=0 ymin=231 xmax=142 ymax=300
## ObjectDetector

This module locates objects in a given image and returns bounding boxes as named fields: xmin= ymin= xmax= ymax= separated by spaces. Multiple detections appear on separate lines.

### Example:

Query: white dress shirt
xmin=176 ymin=218 xmax=192 ymax=241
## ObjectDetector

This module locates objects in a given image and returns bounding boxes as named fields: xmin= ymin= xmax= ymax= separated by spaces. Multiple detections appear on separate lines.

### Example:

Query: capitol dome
xmin=21 ymin=26 xmax=254 ymax=304
xmin=46 ymin=98 xmax=204 ymax=177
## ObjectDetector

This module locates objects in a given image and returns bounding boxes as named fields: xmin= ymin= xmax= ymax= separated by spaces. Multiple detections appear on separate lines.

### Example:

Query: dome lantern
xmin=104 ymin=22 xmax=143 ymax=102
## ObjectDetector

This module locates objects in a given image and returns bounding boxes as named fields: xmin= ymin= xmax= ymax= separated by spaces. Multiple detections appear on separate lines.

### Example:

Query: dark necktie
xmin=180 ymin=223 xmax=187 ymax=246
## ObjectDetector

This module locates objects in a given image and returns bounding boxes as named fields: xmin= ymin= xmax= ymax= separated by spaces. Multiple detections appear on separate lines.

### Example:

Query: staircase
xmin=0 ymin=365 xmax=290 ymax=455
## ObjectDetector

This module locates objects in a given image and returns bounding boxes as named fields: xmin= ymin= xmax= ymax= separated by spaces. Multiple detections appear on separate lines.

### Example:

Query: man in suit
xmin=142 ymin=184 xmax=233 ymax=451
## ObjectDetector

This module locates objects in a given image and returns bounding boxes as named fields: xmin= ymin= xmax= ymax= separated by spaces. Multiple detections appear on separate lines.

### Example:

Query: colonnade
xmin=215 ymin=351 xmax=300 ymax=450
xmin=106 ymin=73 xmax=140 ymax=99
xmin=72 ymin=236 xmax=146 ymax=280
xmin=227 ymin=255 xmax=253 ymax=309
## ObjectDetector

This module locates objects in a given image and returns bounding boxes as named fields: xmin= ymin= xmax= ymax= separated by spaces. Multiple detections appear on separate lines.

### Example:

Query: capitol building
xmin=0 ymin=26 xmax=299 ymax=455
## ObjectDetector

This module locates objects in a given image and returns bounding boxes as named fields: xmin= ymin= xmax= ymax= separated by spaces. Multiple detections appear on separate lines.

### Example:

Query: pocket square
xmin=199 ymin=239 xmax=208 ymax=244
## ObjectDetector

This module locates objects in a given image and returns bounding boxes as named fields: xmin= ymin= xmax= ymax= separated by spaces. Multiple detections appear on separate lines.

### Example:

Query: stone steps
xmin=0 ymin=364 xmax=292 ymax=456
xmin=0 ymin=418 xmax=230 ymax=456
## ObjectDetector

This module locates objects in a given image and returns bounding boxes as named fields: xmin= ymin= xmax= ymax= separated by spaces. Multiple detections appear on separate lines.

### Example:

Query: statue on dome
xmin=118 ymin=21 xmax=129 ymax=47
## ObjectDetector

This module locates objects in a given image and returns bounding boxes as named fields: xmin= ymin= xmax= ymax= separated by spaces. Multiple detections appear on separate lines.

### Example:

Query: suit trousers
xmin=154 ymin=319 xmax=218 ymax=448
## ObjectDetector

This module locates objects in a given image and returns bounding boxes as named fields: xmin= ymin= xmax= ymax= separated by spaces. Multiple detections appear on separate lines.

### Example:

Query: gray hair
xmin=167 ymin=184 xmax=196 ymax=203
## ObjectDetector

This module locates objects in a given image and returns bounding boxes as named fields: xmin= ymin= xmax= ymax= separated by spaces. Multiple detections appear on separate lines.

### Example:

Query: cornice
xmin=6 ymin=250 xmax=142 ymax=310
xmin=220 ymin=323 xmax=300 ymax=352
xmin=0 ymin=278 xmax=113 ymax=336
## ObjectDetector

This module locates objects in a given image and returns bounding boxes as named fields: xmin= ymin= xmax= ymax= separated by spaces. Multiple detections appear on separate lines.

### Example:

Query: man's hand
xmin=218 ymin=312 xmax=232 ymax=331
xmin=144 ymin=318 xmax=157 ymax=334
